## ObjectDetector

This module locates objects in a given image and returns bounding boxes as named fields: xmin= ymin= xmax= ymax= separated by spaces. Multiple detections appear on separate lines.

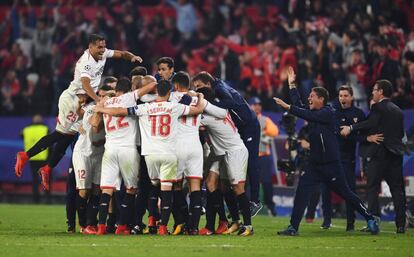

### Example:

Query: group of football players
xmin=14 ymin=34 xmax=261 ymax=236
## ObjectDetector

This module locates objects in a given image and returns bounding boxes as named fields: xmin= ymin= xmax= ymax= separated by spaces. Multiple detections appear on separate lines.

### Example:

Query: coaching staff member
xmin=274 ymin=67 xmax=379 ymax=236
xmin=341 ymin=80 xmax=406 ymax=233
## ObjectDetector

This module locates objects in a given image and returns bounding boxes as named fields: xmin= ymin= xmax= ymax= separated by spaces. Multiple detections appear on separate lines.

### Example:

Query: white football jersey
xmin=73 ymin=103 xmax=105 ymax=155
xmin=200 ymin=110 xmax=244 ymax=155
xmin=170 ymin=91 xmax=201 ymax=138
xmin=67 ymin=49 xmax=114 ymax=95
xmin=103 ymin=93 xmax=138 ymax=148
xmin=132 ymin=101 xmax=189 ymax=155
xmin=125 ymin=90 xmax=143 ymax=146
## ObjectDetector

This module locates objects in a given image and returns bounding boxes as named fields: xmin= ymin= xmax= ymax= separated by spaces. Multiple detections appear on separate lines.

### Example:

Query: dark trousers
xmin=258 ymin=155 xmax=275 ymax=210
xmin=320 ymin=183 xmax=332 ymax=224
xmin=305 ymin=189 xmax=320 ymax=219
xmin=66 ymin=163 xmax=77 ymax=227
xmin=320 ymin=159 xmax=356 ymax=224
xmin=366 ymin=151 xmax=406 ymax=228
xmin=290 ymin=160 xmax=373 ymax=231
xmin=239 ymin=120 xmax=261 ymax=203
xmin=135 ymin=153 xmax=152 ymax=225
xmin=304 ymin=183 xmax=332 ymax=222
xmin=29 ymin=160 xmax=47 ymax=203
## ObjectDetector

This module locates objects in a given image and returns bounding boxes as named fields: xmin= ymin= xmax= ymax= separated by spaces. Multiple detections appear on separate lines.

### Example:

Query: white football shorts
xmin=100 ymin=147 xmax=139 ymax=190
xmin=73 ymin=151 xmax=103 ymax=189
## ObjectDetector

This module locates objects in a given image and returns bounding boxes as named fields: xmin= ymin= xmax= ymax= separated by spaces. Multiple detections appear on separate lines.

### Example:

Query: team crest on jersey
xmin=84 ymin=64 xmax=91 ymax=71
xmin=353 ymin=117 xmax=358 ymax=123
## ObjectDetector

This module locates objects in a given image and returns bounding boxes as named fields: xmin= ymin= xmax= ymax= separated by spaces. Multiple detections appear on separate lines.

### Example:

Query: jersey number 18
xmin=150 ymin=114 xmax=171 ymax=137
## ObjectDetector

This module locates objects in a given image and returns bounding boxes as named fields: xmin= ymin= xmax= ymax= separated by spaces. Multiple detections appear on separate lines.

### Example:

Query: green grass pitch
xmin=0 ymin=204 xmax=413 ymax=257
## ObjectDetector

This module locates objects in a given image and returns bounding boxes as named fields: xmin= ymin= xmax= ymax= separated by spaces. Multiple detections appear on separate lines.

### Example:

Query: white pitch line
xmin=270 ymin=219 xmax=401 ymax=234
xmin=0 ymin=242 xmax=398 ymax=251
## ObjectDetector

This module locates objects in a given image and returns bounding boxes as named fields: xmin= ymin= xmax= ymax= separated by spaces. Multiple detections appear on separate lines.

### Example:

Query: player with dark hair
xmin=90 ymin=77 xmax=156 ymax=235
xmin=101 ymin=76 xmax=118 ymax=89
xmin=14 ymin=33 xmax=143 ymax=191
xmin=130 ymin=66 xmax=148 ymax=78
xmin=196 ymin=86 xmax=253 ymax=236
xmin=95 ymin=79 xmax=207 ymax=235
xmin=168 ymin=71 xmax=204 ymax=235
xmin=155 ymin=57 xmax=176 ymax=82
xmin=73 ymin=86 xmax=112 ymax=234
xmin=192 ymin=71 xmax=263 ymax=217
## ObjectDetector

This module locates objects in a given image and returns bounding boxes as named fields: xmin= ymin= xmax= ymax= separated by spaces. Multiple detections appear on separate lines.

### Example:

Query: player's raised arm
xmin=95 ymin=106 xmax=128 ymax=116
xmin=135 ymin=81 xmax=157 ymax=98
xmin=112 ymin=50 xmax=143 ymax=63
xmin=76 ymin=95 xmax=88 ymax=118
xmin=89 ymin=112 xmax=104 ymax=133
xmin=203 ymin=101 xmax=227 ymax=119
xmin=195 ymin=86 xmax=227 ymax=118
xmin=81 ymin=75 xmax=100 ymax=103
xmin=188 ymin=93 xmax=207 ymax=115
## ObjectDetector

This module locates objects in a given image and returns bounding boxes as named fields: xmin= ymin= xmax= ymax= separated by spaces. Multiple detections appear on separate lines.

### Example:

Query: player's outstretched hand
xmin=286 ymin=66 xmax=296 ymax=87
xmin=131 ymin=55 xmax=143 ymax=63
xmin=273 ymin=97 xmax=290 ymax=110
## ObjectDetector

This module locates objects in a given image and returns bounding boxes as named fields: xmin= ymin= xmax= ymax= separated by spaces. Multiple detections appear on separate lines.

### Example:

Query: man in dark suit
xmin=273 ymin=67 xmax=379 ymax=236
xmin=341 ymin=80 xmax=406 ymax=233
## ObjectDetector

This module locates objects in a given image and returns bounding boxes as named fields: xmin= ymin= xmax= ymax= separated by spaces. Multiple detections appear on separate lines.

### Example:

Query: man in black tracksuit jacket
xmin=273 ymin=67 xmax=378 ymax=236
xmin=320 ymin=86 xmax=367 ymax=231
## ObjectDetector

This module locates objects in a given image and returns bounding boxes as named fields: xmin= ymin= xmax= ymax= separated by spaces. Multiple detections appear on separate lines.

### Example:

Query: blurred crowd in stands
xmin=1 ymin=0 xmax=414 ymax=115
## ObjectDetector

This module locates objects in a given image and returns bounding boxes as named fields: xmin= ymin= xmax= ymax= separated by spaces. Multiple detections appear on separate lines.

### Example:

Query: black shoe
xmin=67 ymin=223 xmax=76 ymax=233
xmin=187 ymin=228 xmax=199 ymax=235
xmin=106 ymin=225 xmax=116 ymax=234
xmin=396 ymin=227 xmax=405 ymax=234
xmin=346 ymin=223 xmax=355 ymax=232
xmin=320 ymin=221 xmax=331 ymax=230
xmin=148 ymin=225 xmax=158 ymax=235
xmin=250 ymin=201 xmax=263 ymax=217
xmin=131 ymin=223 xmax=147 ymax=235
xmin=277 ymin=225 xmax=298 ymax=236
